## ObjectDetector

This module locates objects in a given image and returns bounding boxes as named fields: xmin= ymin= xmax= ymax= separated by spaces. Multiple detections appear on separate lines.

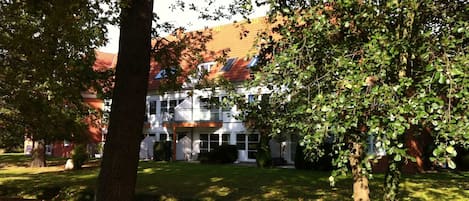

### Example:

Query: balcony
xmin=162 ymin=108 xmax=221 ymax=123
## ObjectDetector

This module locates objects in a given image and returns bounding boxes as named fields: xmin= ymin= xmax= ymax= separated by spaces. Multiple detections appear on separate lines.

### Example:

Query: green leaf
xmin=448 ymin=160 xmax=456 ymax=169
xmin=438 ymin=74 xmax=446 ymax=84
xmin=394 ymin=154 xmax=401 ymax=162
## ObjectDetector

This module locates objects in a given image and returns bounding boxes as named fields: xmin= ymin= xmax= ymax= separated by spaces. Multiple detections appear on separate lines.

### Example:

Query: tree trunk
xmin=383 ymin=156 xmax=402 ymax=201
xmin=96 ymin=0 xmax=153 ymax=200
xmin=30 ymin=140 xmax=46 ymax=167
xmin=349 ymin=142 xmax=370 ymax=201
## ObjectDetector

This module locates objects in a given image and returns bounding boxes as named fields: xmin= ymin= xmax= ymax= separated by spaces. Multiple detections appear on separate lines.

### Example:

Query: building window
xmin=160 ymin=100 xmax=168 ymax=114
xmin=149 ymin=100 xmax=156 ymax=115
xmin=236 ymin=133 xmax=259 ymax=159
xmin=159 ymin=133 xmax=173 ymax=141
xmin=247 ymin=134 xmax=259 ymax=159
xmin=247 ymin=56 xmax=258 ymax=68
xmin=155 ymin=67 xmax=177 ymax=79
xmin=159 ymin=134 xmax=166 ymax=141
xmin=220 ymin=58 xmax=237 ymax=72
xmin=367 ymin=135 xmax=386 ymax=157
xmin=198 ymin=61 xmax=216 ymax=72
xmin=236 ymin=134 xmax=246 ymax=150
xmin=200 ymin=134 xmax=209 ymax=153
xmin=222 ymin=134 xmax=230 ymax=145
xmin=200 ymin=133 xmax=223 ymax=153
xmin=248 ymin=94 xmax=256 ymax=103
xmin=169 ymin=100 xmax=177 ymax=114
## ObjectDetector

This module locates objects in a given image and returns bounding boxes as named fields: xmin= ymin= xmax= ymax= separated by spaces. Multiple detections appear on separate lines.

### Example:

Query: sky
xmin=99 ymin=0 xmax=269 ymax=53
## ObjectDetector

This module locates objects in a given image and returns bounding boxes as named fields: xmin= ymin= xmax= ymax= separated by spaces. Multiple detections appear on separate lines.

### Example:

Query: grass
xmin=1 ymin=153 xmax=468 ymax=200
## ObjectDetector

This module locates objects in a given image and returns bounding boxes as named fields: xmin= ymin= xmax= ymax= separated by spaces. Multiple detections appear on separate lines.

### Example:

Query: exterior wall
xmin=141 ymin=87 xmax=298 ymax=163
xmin=23 ymin=96 xmax=105 ymax=158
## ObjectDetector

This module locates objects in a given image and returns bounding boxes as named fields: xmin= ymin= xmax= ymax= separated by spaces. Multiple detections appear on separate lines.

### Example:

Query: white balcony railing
xmin=162 ymin=108 xmax=221 ymax=122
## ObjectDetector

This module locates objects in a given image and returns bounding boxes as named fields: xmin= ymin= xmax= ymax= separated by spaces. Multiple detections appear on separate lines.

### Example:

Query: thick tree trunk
xmin=349 ymin=142 xmax=370 ymax=201
xmin=96 ymin=0 xmax=153 ymax=200
xmin=30 ymin=140 xmax=46 ymax=167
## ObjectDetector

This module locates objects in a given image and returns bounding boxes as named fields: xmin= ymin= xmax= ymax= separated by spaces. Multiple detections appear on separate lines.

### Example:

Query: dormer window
xmin=247 ymin=56 xmax=258 ymax=68
xmin=155 ymin=67 xmax=177 ymax=80
xmin=220 ymin=58 xmax=237 ymax=72
xmin=197 ymin=61 xmax=216 ymax=72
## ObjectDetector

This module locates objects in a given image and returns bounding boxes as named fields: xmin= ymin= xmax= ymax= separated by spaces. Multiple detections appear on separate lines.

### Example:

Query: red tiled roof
xmin=93 ymin=51 xmax=117 ymax=71
xmin=148 ymin=17 xmax=269 ymax=90
xmin=92 ymin=17 xmax=268 ymax=91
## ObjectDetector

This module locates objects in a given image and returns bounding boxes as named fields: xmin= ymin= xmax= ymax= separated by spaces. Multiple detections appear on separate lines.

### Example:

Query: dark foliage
xmin=72 ymin=144 xmax=89 ymax=170
xmin=199 ymin=144 xmax=238 ymax=164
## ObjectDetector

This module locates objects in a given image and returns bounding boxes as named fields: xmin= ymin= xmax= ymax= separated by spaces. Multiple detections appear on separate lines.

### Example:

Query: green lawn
xmin=0 ymin=153 xmax=468 ymax=200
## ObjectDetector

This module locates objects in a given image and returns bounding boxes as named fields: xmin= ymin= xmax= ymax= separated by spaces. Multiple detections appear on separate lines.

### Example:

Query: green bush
xmin=199 ymin=144 xmax=238 ymax=164
xmin=294 ymin=143 xmax=333 ymax=170
xmin=294 ymin=144 xmax=313 ymax=170
xmin=71 ymin=144 xmax=88 ymax=170
xmin=153 ymin=141 xmax=167 ymax=161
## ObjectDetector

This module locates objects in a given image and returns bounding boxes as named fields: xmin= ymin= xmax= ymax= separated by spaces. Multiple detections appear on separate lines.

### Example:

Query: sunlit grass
xmin=1 ymin=154 xmax=468 ymax=200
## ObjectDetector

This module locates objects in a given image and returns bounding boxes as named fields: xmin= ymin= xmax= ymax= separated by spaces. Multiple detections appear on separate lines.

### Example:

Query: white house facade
xmin=140 ymin=87 xmax=298 ymax=164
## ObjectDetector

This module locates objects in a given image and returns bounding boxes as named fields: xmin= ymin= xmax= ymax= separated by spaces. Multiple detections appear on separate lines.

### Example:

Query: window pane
xmin=159 ymin=134 xmax=166 ymax=141
xmin=248 ymin=134 xmax=259 ymax=142
xmin=210 ymin=134 xmax=219 ymax=141
xmin=248 ymin=95 xmax=256 ymax=103
xmin=220 ymin=58 xmax=237 ymax=72
xmin=200 ymin=134 xmax=208 ymax=152
xmin=222 ymin=134 xmax=230 ymax=144
xmin=236 ymin=134 xmax=246 ymax=150
xmin=149 ymin=101 xmax=156 ymax=115
xmin=210 ymin=142 xmax=219 ymax=151
xmin=237 ymin=134 xmax=246 ymax=141
xmin=161 ymin=101 xmax=168 ymax=113
xmin=200 ymin=134 xmax=208 ymax=141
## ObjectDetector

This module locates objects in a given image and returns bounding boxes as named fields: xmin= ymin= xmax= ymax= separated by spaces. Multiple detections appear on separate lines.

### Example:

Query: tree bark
xmin=30 ymin=140 xmax=46 ymax=167
xmin=96 ymin=0 xmax=153 ymax=200
xmin=349 ymin=142 xmax=370 ymax=201
xmin=383 ymin=156 xmax=402 ymax=201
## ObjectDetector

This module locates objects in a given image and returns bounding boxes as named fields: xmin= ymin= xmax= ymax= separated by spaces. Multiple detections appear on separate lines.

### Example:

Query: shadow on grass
xmin=0 ymin=153 xmax=68 ymax=168
xmin=1 ymin=159 xmax=468 ymax=201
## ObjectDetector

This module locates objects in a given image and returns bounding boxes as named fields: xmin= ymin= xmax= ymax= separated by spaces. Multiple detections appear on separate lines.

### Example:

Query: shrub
xmin=294 ymin=144 xmax=313 ymax=170
xmin=71 ymin=144 xmax=88 ymax=170
xmin=153 ymin=141 xmax=166 ymax=161
xmin=294 ymin=143 xmax=333 ymax=170
xmin=153 ymin=141 xmax=172 ymax=161
xmin=199 ymin=144 xmax=238 ymax=164
xmin=198 ymin=152 xmax=212 ymax=164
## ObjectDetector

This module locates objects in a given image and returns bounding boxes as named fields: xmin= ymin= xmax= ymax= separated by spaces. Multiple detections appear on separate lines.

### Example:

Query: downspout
xmin=172 ymin=124 xmax=176 ymax=161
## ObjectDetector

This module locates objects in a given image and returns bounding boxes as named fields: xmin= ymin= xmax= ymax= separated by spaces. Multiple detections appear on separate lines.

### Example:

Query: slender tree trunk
xmin=96 ymin=0 xmax=153 ymax=200
xmin=30 ymin=140 xmax=46 ymax=167
xmin=383 ymin=156 xmax=402 ymax=201
xmin=349 ymin=142 xmax=370 ymax=201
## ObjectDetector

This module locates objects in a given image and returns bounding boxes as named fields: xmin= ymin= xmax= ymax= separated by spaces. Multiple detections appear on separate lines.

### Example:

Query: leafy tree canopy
xmin=237 ymin=0 xmax=468 ymax=200
xmin=0 ymin=1 xmax=112 ymax=146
